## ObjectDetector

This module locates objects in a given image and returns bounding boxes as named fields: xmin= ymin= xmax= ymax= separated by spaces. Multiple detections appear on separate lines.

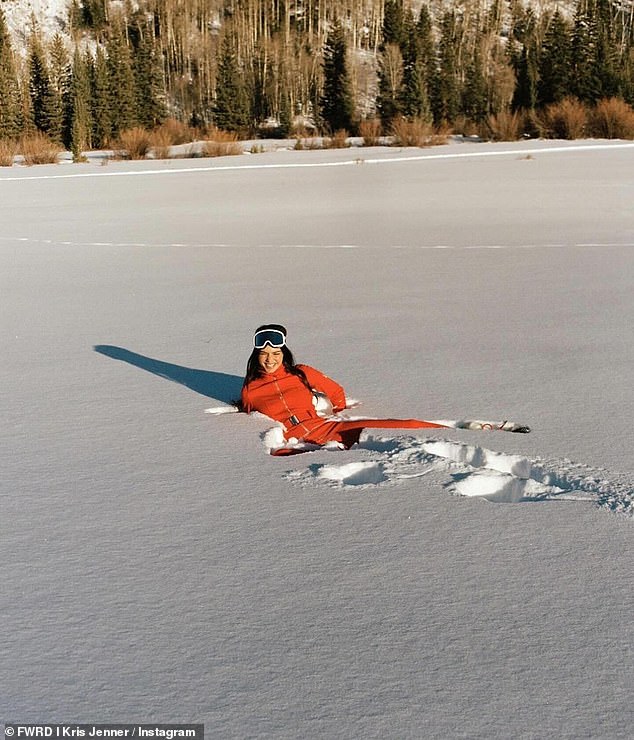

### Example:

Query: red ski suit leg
xmin=293 ymin=418 xmax=448 ymax=448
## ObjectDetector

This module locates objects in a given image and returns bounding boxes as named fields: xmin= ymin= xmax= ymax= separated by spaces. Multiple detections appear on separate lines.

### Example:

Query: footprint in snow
xmin=284 ymin=434 xmax=634 ymax=517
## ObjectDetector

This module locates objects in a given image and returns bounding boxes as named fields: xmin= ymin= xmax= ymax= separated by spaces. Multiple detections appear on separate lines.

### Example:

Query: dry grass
xmin=19 ymin=132 xmax=63 ymax=165
xmin=291 ymin=125 xmax=315 ymax=139
xmin=523 ymin=109 xmax=547 ymax=139
xmin=484 ymin=109 xmax=523 ymax=141
xmin=589 ymin=98 xmax=634 ymax=139
xmin=200 ymin=129 xmax=244 ymax=157
xmin=116 ymin=127 xmax=152 ymax=159
xmin=359 ymin=118 xmax=382 ymax=146
xmin=0 ymin=139 xmax=17 ymax=166
xmin=148 ymin=127 xmax=173 ymax=159
xmin=390 ymin=117 xmax=447 ymax=147
xmin=294 ymin=137 xmax=324 ymax=150
xmin=542 ymin=98 xmax=588 ymax=139
xmin=155 ymin=118 xmax=196 ymax=145
xmin=149 ymin=119 xmax=198 ymax=158
xmin=451 ymin=115 xmax=480 ymax=138
xmin=323 ymin=129 xmax=350 ymax=149
xmin=201 ymin=140 xmax=244 ymax=157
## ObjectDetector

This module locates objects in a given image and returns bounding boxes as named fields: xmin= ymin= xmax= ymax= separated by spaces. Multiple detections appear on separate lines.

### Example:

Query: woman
xmin=241 ymin=324 xmax=449 ymax=455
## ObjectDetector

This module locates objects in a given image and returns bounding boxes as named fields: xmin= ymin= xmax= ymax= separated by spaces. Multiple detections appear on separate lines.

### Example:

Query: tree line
xmin=1 ymin=0 xmax=633 ymax=150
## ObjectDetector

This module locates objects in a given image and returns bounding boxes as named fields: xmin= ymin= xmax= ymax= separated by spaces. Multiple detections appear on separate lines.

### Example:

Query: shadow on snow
xmin=93 ymin=345 xmax=243 ymax=404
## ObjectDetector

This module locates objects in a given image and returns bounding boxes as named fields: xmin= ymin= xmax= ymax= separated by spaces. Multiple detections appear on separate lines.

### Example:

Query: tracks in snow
xmin=284 ymin=435 xmax=634 ymax=517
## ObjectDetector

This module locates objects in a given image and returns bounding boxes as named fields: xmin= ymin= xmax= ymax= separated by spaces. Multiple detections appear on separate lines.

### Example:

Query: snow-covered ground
xmin=2 ymin=0 xmax=71 ymax=50
xmin=2 ymin=140 xmax=634 ymax=737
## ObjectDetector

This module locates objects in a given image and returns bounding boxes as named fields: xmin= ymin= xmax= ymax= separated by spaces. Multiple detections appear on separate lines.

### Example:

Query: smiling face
xmin=258 ymin=346 xmax=284 ymax=374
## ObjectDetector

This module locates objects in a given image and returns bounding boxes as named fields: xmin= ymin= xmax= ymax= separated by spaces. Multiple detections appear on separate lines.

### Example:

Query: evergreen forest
xmin=1 ymin=0 xmax=634 ymax=153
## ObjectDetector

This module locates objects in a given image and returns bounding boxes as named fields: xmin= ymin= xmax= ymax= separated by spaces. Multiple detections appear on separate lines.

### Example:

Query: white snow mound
xmin=285 ymin=434 xmax=633 ymax=514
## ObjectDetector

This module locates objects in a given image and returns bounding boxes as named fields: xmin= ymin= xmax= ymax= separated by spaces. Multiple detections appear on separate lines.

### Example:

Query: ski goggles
xmin=254 ymin=329 xmax=286 ymax=349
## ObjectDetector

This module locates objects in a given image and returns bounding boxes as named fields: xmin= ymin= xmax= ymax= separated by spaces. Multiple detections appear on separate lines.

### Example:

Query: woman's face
xmin=258 ymin=346 xmax=284 ymax=374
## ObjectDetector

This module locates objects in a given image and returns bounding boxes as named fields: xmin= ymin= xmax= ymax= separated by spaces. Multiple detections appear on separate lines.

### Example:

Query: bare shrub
xmin=452 ymin=116 xmax=480 ymax=137
xmin=543 ymin=98 xmax=588 ymax=139
xmin=0 ymin=139 xmax=17 ymax=166
xmin=296 ymin=137 xmax=323 ymax=150
xmin=589 ymin=98 xmax=634 ymax=139
xmin=359 ymin=118 xmax=382 ymax=146
xmin=324 ymin=129 xmax=350 ymax=148
xmin=148 ymin=128 xmax=173 ymax=159
xmin=200 ymin=129 xmax=243 ymax=158
xmin=116 ymin=127 xmax=152 ymax=159
xmin=524 ymin=109 xmax=547 ymax=139
xmin=294 ymin=137 xmax=324 ymax=150
xmin=484 ymin=109 xmax=523 ymax=141
xmin=20 ymin=133 xmax=63 ymax=165
xmin=390 ymin=117 xmax=446 ymax=147
xmin=154 ymin=118 xmax=195 ymax=145
xmin=201 ymin=140 xmax=244 ymax=157
xmin=202 ymin=126 xmax=239 ymax=143
xmin=291 ymin=124 xmax=314 ymax=139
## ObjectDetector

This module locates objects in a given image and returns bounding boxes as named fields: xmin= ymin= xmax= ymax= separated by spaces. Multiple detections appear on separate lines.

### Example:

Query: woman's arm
xmin=299 ymin=365 xmax=347 ymax=413
xmin=240 ymin=385 xmax=253 ymax=413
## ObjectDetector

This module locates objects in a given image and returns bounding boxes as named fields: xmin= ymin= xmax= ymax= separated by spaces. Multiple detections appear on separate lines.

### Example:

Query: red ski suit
xmin=241 ymin=364 xmax=446 ymax=448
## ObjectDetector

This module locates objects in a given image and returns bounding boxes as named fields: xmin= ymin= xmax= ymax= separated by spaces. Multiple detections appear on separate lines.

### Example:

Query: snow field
xmin=2 ymin=141 xmax=634 ymax=737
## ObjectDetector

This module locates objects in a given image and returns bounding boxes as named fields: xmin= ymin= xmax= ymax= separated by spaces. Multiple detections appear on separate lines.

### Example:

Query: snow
xmin=2 ymin=0 xmax=72 ymax=50
xmin=2 ymin=139 xmax=634 ymax=736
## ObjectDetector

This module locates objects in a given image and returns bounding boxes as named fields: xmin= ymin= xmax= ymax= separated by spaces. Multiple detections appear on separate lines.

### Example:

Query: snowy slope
xmin=1 ymin=140 xmax=634 ymax=737
xmin=2 ymin=0 xmax=71 ymax=48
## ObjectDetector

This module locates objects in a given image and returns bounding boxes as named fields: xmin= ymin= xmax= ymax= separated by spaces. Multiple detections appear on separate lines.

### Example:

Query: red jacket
xmin=241 ymin=364 xmax=346 ymax=438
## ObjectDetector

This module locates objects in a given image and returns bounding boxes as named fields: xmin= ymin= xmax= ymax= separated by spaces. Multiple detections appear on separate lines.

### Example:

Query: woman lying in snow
xmin=240 ymin=324 xmax=491 ymax=456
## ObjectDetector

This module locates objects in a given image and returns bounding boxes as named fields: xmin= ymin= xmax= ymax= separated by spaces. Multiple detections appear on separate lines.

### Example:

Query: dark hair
xmin=242 ymin=324 xmax=312 ymax=392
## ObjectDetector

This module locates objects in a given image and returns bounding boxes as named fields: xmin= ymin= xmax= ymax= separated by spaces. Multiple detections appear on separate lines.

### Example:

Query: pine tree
xmin=381 ymin=0 xmax=405 ymax=51
xmin=249 ymin=50 xmax=270 ymax=127
xmin=28 ymin=31 xmax=63 ymax=141
xmin=416 ymin=5 xmax=435 ymax=95
xmin=538 ymin=11 xmax=572 ymax=106
xmin=70 ymin=47 xmax=93 ymax=158
xmin=462 ymin=47 xmax=489 ymax=122
xmin=213 ymin=32 xmax=250 ymax=132
xmin=279 ymin=92 xmax=292 ymax=137
xmin=512 ymin=41 xmax=539 ymax=110
xmin=106 ymin=24 xmax=138 ymax=136
xmin=509 ymin=4 xmax=539 ymax=111
xmin=69 ymin=0 xmax=108 ymax=33
xmin=49 ymin=34 xmax=72 ymax=147
xmin=377 ymin=43 xmax=404 ymax=126
xmin=571 ymin=1 xmax=601 ymax=102
xmin=91 ymin=46 xmax=111 ymax=147
xmin=399 ymin=12 xmax=428 ymax=120
xmin=431 ymin=12 xmax=461 ymax=124
xmin=0 ymin=7 xmax=21 ymax=139
xmin=593 ymin=0 xmax=622 ymax=99
xmin=622 ymin=39 xmax=634 ymax=105
xmin=133 ymin=23 xmax=166 ymax=129
xmin=319 ymin=20 xmax=354 ymax=133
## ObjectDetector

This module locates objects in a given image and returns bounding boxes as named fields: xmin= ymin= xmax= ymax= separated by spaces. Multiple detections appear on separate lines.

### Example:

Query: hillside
xmin=2 ymin=0 xmax=71 ymax=48
xmin=1 ymin=0 xmax=633 ymax=149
